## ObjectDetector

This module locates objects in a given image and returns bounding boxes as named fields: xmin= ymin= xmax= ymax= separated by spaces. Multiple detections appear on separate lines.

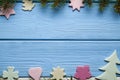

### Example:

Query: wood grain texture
xmin=0 ymin=3 xmax=120 ymax=40
xmin=0 ymin=41 xmax=120 ymax=76
xmin=0 ymin=2 xmax=120 ymax=77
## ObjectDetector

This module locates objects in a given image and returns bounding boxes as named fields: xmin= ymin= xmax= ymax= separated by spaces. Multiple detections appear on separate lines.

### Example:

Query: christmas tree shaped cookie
xmin=96 ymin=50 xmax=120 ymax=80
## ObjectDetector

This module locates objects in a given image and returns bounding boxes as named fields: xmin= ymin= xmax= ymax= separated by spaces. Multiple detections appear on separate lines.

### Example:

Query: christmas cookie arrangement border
xmin=0 ymin=50 xmax=120 ymax=80
xmin=0 ymin=0 xmax=120 ymax=19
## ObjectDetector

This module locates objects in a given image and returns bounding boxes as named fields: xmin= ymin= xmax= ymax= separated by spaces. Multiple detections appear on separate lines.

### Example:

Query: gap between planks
xmin=0 ymin=39 xmax=120 ymax=42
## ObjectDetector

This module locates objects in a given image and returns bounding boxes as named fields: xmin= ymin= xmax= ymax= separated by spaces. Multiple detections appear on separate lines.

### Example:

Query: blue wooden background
xmin=0 ymin=2 xmax=120 ymax=77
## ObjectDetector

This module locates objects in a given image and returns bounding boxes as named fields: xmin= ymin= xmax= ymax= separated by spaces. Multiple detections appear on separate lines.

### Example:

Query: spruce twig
xmin=0 ymin=0 xmax=16 ymax=11
xmin=40 ymin=0 xmax=48 ymax=7
xmin=85 ymin=0 xmax=93 ymax=7
xmin=51 ymin=0 xmax=66 ymax=8
xmin=99 ymin=0 xmax=109 ymax=12
xmin=114 ymin=0 xmax=120 ymax=13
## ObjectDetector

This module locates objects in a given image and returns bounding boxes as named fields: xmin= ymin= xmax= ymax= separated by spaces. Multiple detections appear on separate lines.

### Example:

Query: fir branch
xmin=40 ymin=0 xmax=48 ymax=7
xmin=51 ymin=0 xmax=66 ymax=8
xmin=114 ymin=0 xmax=120 ymax=13
xmin=99 ymin=0 xmax=109 ymax=12
xmin=0 ymin=0 xmax=16 ymax=10
xmin=85 ymin=0 xmax=93 ymax=7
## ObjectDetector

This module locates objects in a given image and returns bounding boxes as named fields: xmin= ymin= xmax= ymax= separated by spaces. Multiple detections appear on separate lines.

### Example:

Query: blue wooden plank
xmin=0 ymin=3 xmax=120 ymax=40
xmin=0 ymin=41 xmax=120 ymax=76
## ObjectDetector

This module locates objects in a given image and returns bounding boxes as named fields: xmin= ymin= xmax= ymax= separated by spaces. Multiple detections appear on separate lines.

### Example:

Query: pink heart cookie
xmin=29 ymin=67 xmax=42 ymax=80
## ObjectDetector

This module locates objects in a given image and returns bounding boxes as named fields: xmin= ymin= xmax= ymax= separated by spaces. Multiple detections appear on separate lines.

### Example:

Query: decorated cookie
xmin=29 ymin=67 xmax=42 ymax=80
